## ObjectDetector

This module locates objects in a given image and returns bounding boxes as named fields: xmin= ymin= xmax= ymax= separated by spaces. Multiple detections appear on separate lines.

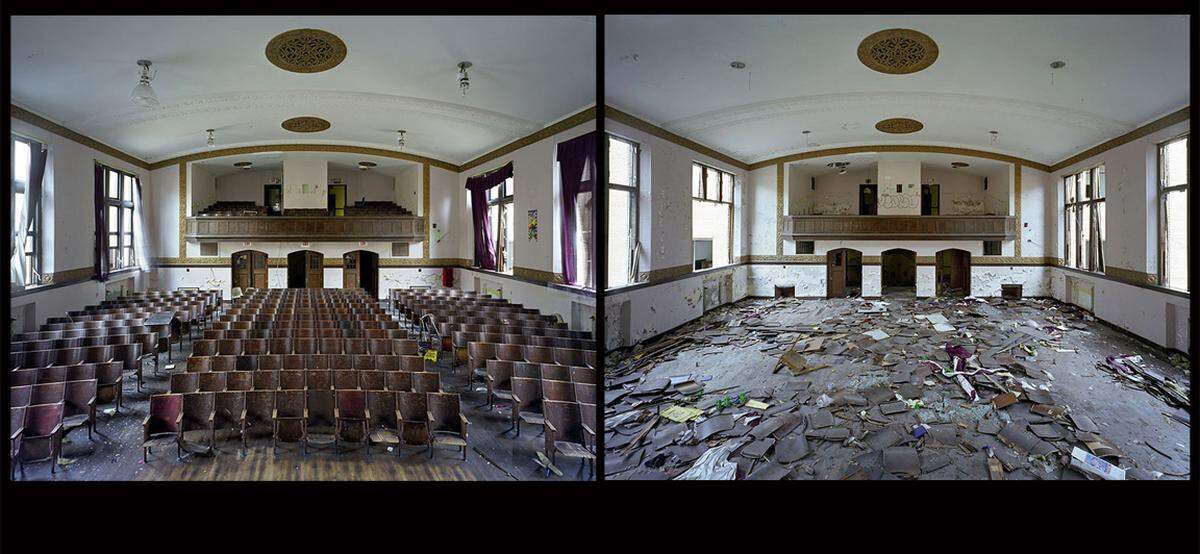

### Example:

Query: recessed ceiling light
xmin=1050 ymin=60 xmax=1066 ymax=69
xmin=730 ymin=61 xmax=746 ymax=69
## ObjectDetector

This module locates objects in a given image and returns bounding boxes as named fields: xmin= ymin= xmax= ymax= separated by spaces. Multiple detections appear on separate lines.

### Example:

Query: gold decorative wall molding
xmin=857 ymin=28 xmax=939 ymax=75
xmin=152 ymin=256 xmax=467 ymax=268
xmin=43 ymin=267 xmax=93 ymax=285
xmin=748 ymin=144 xmax=1051 ymax=173
xmin=458 ymin=107 xmax=597 ymax=172
xmin=11 ymin=104 xmax=150 ymax=169
xmin=1050 ymin=106 xmax=1191 ymax=172
xmin=514 ymin=267 xmax=560 ymax=284
xmin=422 ymin=163 xmax=431 ymax=260
xmin=177 ymin=162 xmax=187 ymax=258
xmin=639 ymin=264 xmax=693 ymax=283
xmin=1105 ymin=265 xmax=1159 ymax=287
xmin=149 ymin=143 xmax=457 ymax=172
xmin=605 ymin=106 xmax=750 ymax=171
xmin=776 ymin=163 xmax=784 ymax=256
xmin=265 ymin=29 xmax=347 ymax=74
xmin=1013 ymin=162 xmax=1023 ymax=257
xmin=743 ymin=254 xmax=1058 ymax=266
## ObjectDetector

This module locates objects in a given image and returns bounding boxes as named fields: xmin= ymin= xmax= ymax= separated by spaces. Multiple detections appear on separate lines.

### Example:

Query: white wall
xmin=328 ymin=167 xmax=396 ymax=204
xmin=877 ymin=160 xmax=921 ymax=215
xmin=214 ymin=169 xmax=282 ymax=204
xmin=282 ymin=157 xmax=328 ymax=209
xmin=190 ymin=164 xmax=217 ymax=215
xmin=394 ymin=165 xmax=421 ymax=214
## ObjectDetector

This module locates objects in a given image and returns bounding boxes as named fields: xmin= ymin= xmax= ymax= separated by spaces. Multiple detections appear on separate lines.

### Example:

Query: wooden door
xmin=232 ymin=250 xmax=268 ymax=290
xmin=343 ymin=251 xmax=360 ymax=291
xmin=827 ymin=249 xmax=846 ymax=298
xmin=859 ymin=185 xmax=878 ymax=215
xmin=936 ymin=249 xmax=970 ymax=297
xmin=307 ymin=252 xmax=324 ymax=288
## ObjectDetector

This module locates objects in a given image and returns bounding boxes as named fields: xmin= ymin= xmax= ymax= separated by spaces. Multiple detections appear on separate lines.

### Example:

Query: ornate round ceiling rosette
xmin=281 ymin=116 xmax=332 ymax=133
xmin=875 ymin=118 xmax=924 ymax=134
xmin=857 ymin=29 xmax=939 ymax=75
xmin=266 ymin=29 xmax=347 ymax=73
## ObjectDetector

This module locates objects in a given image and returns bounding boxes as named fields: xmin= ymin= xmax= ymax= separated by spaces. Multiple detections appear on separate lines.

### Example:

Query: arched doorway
xmin=231 ymin=250 xmax=268 ymax=290
xmin=342 ymin=250 xmax=380 ymax=298
xmin=936 ymin=249 xmax=971 ymax=297
xmin=881 ymin=249 xmax=916 ymax=297
xmin=287 ymin=250 xmax=324 ymax=288
xmin=826 ymin=248 xmax=863 ymax=298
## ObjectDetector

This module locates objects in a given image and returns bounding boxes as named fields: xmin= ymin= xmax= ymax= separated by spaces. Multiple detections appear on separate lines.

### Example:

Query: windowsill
xmin=1056 ymin=265 xmax=1190 ymax=299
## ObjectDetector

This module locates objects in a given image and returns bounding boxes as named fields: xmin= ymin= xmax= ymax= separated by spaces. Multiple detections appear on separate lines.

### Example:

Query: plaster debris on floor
xmin=604 ymin=296 xmax=1191 ymax=480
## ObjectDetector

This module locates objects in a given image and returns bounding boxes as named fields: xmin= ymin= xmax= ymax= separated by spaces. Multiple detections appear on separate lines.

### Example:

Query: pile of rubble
xmin=605 ymin=296 xmax=1190 ymax=480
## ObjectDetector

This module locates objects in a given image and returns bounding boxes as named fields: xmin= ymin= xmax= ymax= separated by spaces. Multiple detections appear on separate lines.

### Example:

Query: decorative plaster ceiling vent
xmin=265 ymin=29 xmax=347 ymax=73
xmin=857 ymin=29 xmax=938 ymax=74
xmin=358 ymin=161 xmax=377 ymax=170
xmin=233 ymin=161 xmax=253 ymax=169
xmin=875 ymin=117 xmax=924 ymax=134
xmin=281 ymin=116 xmax=331 ymax=133
xmin=950 ymin=161 xmax=970 ymax=168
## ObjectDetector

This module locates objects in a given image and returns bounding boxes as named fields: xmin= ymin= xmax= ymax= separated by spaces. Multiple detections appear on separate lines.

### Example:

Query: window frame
xmin=691 ymin=162 xmax=735 ymax=271
xmin=12 ymin=135 xmax=41 ymax=286
xmin=607 ymin=133 xmax=640 ymax=288
xmin=486 ymin=176 xmax=514 ymax=274
xmin=100 ymin=164 xmax=139 ymax=273
xmin=1158 ymin=133 xmax=1189 ymax=291
xmin=1062 ymin=165 xmax=1105 ymax=273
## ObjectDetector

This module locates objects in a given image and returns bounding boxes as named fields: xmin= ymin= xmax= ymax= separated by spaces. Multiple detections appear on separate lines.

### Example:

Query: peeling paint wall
xmin=606 ymin=265 xmax=748 ymax=351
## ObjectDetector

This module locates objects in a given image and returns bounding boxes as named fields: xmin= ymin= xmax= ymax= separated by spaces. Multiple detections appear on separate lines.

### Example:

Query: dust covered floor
xmin=16 ymin=333 xmax=592 ymax=482
xmin=605 ymin=296 xmax=1191 ymax=480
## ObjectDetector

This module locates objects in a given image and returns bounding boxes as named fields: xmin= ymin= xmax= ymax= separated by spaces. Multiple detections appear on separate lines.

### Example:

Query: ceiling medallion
xmin=265 ymin=29 xmax=347 ymax=73
xmin=875 ymin=118 xmax=924 ymax=134
xmin=857 ymin=29 xmax=939 ymax=74
xmin=281 ymin=116 xmax=331 ymax=133
xmin=233 ymin=161 xmax=253 ymax=168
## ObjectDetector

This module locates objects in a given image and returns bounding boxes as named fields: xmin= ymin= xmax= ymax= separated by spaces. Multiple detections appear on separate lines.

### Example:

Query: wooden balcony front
xmin=184 ymin=215 xmax=425 ymax=243
xmin=781 ymin=215 xmax=1015 ymax=241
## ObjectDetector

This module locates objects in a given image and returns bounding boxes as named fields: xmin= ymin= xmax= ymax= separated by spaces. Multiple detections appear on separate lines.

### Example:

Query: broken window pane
xmin=1164 ymin=188 xmax=1188 ymax=290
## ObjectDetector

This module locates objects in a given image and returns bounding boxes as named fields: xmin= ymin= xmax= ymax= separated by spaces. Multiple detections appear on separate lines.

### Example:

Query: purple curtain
xmin=465 ymin=162 xmax=513 ymax=271
xmin=93 ymin=164 xmax=109 ymax=281
xmin=556 ymin=131 xmax=597 ymax=285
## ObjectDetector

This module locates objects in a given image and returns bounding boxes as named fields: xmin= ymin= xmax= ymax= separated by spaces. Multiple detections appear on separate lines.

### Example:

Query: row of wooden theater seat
xmin=451 ymin=331 xmax=593 ymax=352
xmin=10 ymin=378 xmax=101 ymax=477
xmin=144 ymin=389 xmax=470 ymax=460
xmin=10 ymin=362 xmax=125 ymax=409
xmin=218 ymin=314 xmax=393 ymax=324
xmin=467 ymin=342 xmax=593 ymax=370
xmin=185 ymin=353 xmax=427 ymax=372
xmin=221 ymin=307 xmax=388 ymax=316
xmin=12 ymin=326 xmax=159 ymax=348
xmin=10 ymin=342 xmax=157 ymax=386
xmin=191 ymin=337 xmax=418 ymax=357
xmin=441 ymin=321 xmax=582 ymax=338
xmin=171 ymin=368 xmax=445 ymax=394
xmin=204 ymin=328 xmax=410 ymax=340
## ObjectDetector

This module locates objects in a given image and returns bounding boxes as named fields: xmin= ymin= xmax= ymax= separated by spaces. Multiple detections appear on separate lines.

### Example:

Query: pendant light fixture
xmin=397 ymin=130 xmax=406 ymax=150
xmin=206 ymin=129 xmax=216 ymax=148
xmin=130 ymin=60 xmax=160 ymax=107
xmin=457 ymin=61 xmax=472 ymax=97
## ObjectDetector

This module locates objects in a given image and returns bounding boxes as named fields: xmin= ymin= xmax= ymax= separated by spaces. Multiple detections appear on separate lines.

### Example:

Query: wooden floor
xmin=16 ymin=326 xmax=594 ymax=482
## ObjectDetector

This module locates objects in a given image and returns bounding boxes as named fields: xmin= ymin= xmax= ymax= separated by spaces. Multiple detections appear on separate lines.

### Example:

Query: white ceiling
xmin=790 ymin=152 xmax=1011 ymax=177
xmin=193 ymin=151 xmax=418 ymax=179
xmin=11 ymin=15 xmax=595 ymax=165
xmin=606 ymin=15 xmax=1190 ymax=165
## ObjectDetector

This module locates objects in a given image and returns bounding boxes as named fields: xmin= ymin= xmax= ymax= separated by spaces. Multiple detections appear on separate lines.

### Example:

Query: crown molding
xmin=749 ymin=145 xmax=1051 ymax=173
xmin=458 ymin=106 xmax=597 ymax=173
xmin=149 ymin=143 xmax=458 ymax=172
xmin=606 ymin=106 xmax=750 ymax=170
xmin=11 ymin=104 xmax=150 ymax=169
xmin=1048 ymin=106 xmax=1191 ymax=173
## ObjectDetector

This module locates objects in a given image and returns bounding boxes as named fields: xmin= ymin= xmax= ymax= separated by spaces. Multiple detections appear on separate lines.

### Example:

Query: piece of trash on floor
xmin=1069 ymin=446 xmax=1125 ymax=480
xmin=660 ymin=405 xmax=704 ymax=423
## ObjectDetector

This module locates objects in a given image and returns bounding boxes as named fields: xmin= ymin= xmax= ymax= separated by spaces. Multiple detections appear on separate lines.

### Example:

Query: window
xmin=1063 ymin=165 xmax=1105 ymax=273
xmin=11 ymin=136 xmax=40 ymax=285
xmin=487 ymin=176 xmax=514 ymax=274
xmin=796 ymin=241 xmax=815 ymax=255
xmin=607 ymin=135 xmax=638 ymax=288
xmin=101 ymin=165 xmax=139 ymax=272
xmin=1159 ymin=134 xmax=1189 ymax=291
xmin=692 ymin=162 xmax=734 ymax=270
xmin=983 ymin=240 xmax=1002 ymax=256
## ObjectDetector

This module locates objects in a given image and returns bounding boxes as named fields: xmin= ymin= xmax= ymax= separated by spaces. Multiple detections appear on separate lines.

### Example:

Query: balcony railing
xmin=781 ymin=215 xmax=1015 ymax=241
xmin=184 ymin=215 xmax=425 ymax=243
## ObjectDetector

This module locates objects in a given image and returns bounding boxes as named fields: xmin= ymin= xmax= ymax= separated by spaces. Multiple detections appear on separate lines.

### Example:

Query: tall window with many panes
xmin=1063 ymin=165 xmax=1105 ymax=273
xmin=12 ymin=136 xmax=41 ymax=285
xmin=692 ymin=162 xmax=734 ymax=271
xmin=102 ymin=165 xmax=139 ymax=272
xmin=487 ymin=176 xmax=514 ymax=274
xmin=1159 ymin=134 xmax=1188 ymax=291
xmin=608 ymin=135 xmax=638 ymax=288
